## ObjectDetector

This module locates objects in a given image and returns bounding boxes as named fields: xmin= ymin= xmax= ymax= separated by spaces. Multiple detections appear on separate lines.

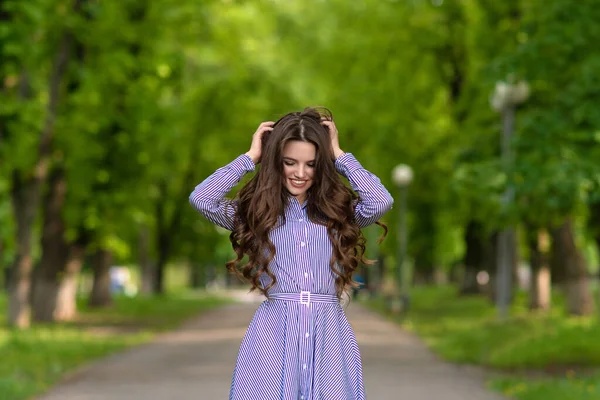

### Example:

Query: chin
xmin=287 ymin=188 xmax=304 ymax=197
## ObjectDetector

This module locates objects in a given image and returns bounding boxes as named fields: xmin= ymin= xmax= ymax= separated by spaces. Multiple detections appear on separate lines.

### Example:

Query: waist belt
xmin=268 ymin=291 xmax=339 ymax=306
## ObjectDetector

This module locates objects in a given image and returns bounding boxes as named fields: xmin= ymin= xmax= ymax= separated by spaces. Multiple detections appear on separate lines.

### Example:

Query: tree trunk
xmin=88 ymin=249 xmax=112 ymax=307
xmin=9 ymin=172 xmax=36 ymax=328
xmin=7 ymin=0 xmax=81 ymax=327
xmin=588 ymin=199 xmax=600 ymax=282
xmin=154 ymin=240 xmax=168 ymax=294
xmin=376 ymin=255 xmax=385 ymax=294
xmin=485 ymin=231 xmax=500 ymax=302
xmin=412 ymin=202 xmax=436 ymax=285
xmin=551 ymin=217 xmax=593 ymax=316
xmin=54 ymin=244 xmax=84 ymax=321
xmin=413 ymin=267 xmax=436 ymax=285
xmin=0 ymin=238 xmax=4 ymax=290
xmin=138 ymin=224 xmax=155 ymax=295
xmin=32 ymin=168 xmax=69 ymax=322
xmin=460 ymin=220 xmax=484 ymax=295
xmin=151 ymin=152 xmax=196 ymax=294
xmin=189 ymin=262 xmax=205 ymax=289
xmin=526 ymin=227 xmax=551 ymax=311
xmin=153 ymin=187 xmax=169 ymax=294
xmin=550 ymin=231 xmax=568 ymax=286
xmin=413 ymin=250 xmax=435 ymax=284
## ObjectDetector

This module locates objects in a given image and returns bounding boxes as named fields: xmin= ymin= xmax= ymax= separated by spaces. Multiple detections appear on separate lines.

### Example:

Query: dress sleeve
xmin=334 ymin=153 xmax=394 ymax=228
xmin=189 ymin=154 xmax=256 ymax=231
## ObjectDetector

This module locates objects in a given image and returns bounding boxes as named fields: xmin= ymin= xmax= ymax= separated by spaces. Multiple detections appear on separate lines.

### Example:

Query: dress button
xmin=303 ymin=364 xmax=307 ymax=369
xmin=305 ymin=332 xmax=309 ymax=338
xmin=301 ymin=242 xmax=306 ymax=247
xmin=301 ymin=396 xmax=304 ymax=400
xmin=299 ymin=218 xmax=304 ymax=222
xmin=304 ymin=272 xmax=308 ymax=278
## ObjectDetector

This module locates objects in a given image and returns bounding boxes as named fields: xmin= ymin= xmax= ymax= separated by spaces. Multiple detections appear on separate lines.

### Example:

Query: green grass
xmin=492 ymin=373 xmax=600 ymax=399
xmin=0 ymin=291 xmax=229 ymax=400
xmin=366 ymin=285 xmax=600 ymax=400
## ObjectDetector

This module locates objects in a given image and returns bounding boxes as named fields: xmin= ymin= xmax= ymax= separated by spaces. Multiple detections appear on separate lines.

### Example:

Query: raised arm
xmin=335 ymin=153 xmax=394 ymax=227
xmin=322 ymin=119 xmax=394 ymax=227
xmin=189 ymin=155 xmax=255 ymax=230
xmin=189 ymin=121 xmax=274 ymax=230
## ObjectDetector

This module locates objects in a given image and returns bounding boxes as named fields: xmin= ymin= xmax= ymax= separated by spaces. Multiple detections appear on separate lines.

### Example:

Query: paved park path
xmin=38 ymin=292 xmax=507 ymax=400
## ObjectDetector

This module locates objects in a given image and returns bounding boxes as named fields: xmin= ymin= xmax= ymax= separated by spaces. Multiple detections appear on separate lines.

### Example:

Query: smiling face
xmin=281 ymin=140 xmax=316 ymax=204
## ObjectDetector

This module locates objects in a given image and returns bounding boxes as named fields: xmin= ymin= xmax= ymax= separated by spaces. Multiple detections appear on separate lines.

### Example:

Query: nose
xmin=295 ymin=165 xmax=307 ymax=178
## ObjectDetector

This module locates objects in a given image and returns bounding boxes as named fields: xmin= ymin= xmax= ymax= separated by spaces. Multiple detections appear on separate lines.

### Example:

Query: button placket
xmin=297 ymin=210 xmax=313 ymax=398
xmin=299 ymin=214 xmax=311 ymax=285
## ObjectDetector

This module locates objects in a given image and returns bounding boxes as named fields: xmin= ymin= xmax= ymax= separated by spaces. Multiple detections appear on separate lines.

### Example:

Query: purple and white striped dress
xmin=189 ymin=153 xmax=394 ymax=400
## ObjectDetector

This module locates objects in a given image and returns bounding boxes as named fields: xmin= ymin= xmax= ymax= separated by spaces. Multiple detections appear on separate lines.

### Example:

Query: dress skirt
xmin=229 ymin=299 xmax=365 ymax=400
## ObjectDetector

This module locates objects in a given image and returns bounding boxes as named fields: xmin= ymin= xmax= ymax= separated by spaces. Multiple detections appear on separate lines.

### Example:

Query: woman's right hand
xmin=245 ymin=121 xmax=274 ymax=164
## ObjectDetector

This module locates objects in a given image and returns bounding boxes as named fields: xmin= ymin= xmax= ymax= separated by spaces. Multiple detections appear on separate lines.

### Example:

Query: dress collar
xmin=285 ymin=196 xmax=308 ymax=218
xmin=291 ymin=196 xmax=308 ymax=209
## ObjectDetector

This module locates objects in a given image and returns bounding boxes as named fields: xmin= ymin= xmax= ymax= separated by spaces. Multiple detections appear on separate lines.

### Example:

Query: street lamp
xmin=490 ymin=76 xmax=529 ymax=319
xmin=391 ymin=164 xmax=413 ymax=313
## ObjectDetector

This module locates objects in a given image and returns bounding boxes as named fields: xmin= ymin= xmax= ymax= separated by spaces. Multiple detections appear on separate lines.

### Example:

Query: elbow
xmin=356 ymin=195 xmax=394 ymax=227
xmin=373 ymin=195 xmax=394 ymax=219
xmin=189 ymin=189 xmax=206 ymax=212
xmin=385 ymin=193 xmax=394 ymax=212
xmin=373 ymin=190 xmax=394 ymax=215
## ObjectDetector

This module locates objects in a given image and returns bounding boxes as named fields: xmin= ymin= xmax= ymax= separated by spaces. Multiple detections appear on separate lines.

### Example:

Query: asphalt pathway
xmin=37 ymin=292 xmax=507 ymax=400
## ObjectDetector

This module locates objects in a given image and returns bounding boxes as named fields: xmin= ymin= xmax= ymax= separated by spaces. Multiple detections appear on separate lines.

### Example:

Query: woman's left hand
xmin=322 ymin=119 xmax=344 ymax=159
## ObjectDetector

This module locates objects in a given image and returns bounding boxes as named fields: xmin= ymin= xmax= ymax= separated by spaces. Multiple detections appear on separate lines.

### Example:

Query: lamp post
xmin=391 ymin=164 xmax=413 ymax=313
xmin=490 ymin=76 xmax=529 ymax=319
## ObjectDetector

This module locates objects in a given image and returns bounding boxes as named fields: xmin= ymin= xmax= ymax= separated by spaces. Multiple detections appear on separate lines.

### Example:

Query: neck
xmin=295 ymin=195 xmax=306 ymax=204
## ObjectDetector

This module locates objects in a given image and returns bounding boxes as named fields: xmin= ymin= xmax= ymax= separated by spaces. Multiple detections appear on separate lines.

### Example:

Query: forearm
xmin=333 ymin=146 xmax=345 ymax=159
xmin=334 ymin=153 xmax=394 ymax=226
xmin=189 ymin=154 xmax=255 ymax=229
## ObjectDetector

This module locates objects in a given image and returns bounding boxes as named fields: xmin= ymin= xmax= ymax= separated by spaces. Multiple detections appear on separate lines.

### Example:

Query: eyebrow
xmin=283 ymin=157 xmax=316 ymax=163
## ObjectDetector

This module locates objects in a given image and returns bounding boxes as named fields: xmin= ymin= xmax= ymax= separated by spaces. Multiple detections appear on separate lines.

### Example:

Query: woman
xmin=189 ymin=107 xmax=394 ymax=400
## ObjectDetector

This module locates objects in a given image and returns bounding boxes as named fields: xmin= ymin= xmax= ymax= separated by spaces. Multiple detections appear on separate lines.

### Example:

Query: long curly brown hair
xmin=226 ymin=107 xmax=387 ymax=298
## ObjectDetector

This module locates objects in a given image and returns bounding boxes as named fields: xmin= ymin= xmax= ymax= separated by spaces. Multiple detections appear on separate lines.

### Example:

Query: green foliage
xmin=1 ymin=0 xmax=600 ymax=302
xmin=2 ymin=0 xmax=600 ymax=395
xmin=508 ymin=0 xmax=600 ymax=228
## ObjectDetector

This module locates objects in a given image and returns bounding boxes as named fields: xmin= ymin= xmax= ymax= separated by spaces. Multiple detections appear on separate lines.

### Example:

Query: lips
xmin=289 ymin=179 xmax=308 ymax=188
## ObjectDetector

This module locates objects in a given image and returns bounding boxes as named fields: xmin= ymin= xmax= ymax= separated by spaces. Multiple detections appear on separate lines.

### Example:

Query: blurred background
xmin=1 ymin=0 xmax=600 ymax=399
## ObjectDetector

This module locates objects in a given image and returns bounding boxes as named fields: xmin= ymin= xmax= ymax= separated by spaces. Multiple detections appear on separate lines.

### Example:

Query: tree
xmin=6 ymin=0 xmax=84 ymax=327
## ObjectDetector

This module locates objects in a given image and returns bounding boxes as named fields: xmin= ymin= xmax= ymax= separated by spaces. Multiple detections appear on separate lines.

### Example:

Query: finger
xmin=260 ymin=121 xmax=275 ymax=127
xmin=254 ymin=124 xmax=274 ymax=136
xmin=321 ymin=122 xmax=336 ymax=134
xmin=257 ymin=127 xmax=273 ymax=137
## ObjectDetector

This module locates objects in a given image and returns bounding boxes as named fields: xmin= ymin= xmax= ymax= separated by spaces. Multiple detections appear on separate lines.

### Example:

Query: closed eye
xmin=283 ymin=158 xmax=315 ymax=167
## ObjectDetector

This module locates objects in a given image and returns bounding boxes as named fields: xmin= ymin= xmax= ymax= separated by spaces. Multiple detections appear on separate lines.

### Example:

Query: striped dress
xmin=189 ymin=152 xmax=394 ymax=400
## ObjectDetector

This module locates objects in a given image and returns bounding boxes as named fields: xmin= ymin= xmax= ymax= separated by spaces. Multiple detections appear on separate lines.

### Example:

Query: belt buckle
xmin=300 ymin=291 xmax=311 ymax=306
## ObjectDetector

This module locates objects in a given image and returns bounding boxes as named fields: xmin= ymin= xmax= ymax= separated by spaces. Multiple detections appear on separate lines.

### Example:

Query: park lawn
xmin=367 ymin=285 xmax=600 ymax=400
xmin=0 ymin=291 xmax=229 ymax=400
xmin=491 ymin=372 xmax=600 ymax=399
